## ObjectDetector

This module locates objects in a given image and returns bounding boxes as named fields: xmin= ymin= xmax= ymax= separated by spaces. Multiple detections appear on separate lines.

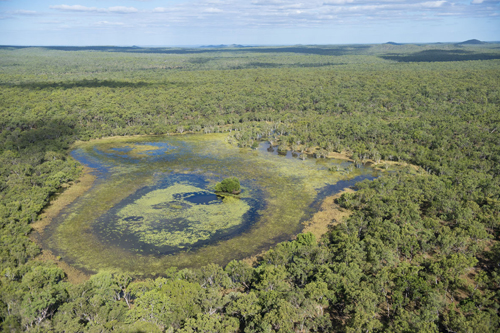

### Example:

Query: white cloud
xmin=421 ymin=1 xmax=446 ymax=7
xmin=252 ymin=0 xmax=287 ymax=5
xmin=49 ymin=4 xmax=138 ymax=14
xmin=93 ymin=21 xmax=125 ymax=26
xmin=153 ymin=7 xmax=171 ymax=13
xmin=323 ymin=1 xmax=447 ymax=11
xmin=12 ymin=10 xmax=37 ymax=15
xmin=33 ymin=0 xmax=500 ymax=30
xmin=50 ymin=5 xmax=98 ymax=12
xmin=323 ymin=0 xmax=354 ymax=5
xmin=471 ymin=0 xmax=484 ymax=3
xmin=108 ymin=6 xmax=139 ymax=13
xmin=204 ymin=7 xmax=223 ymax=12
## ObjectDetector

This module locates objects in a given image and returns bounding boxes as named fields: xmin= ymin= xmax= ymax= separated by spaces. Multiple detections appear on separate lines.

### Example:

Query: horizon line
xmin=1 ymin=40 xmax=499 ymax=48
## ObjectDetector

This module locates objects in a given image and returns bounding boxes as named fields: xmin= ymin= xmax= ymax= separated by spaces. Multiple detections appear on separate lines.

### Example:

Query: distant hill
xmin=385 ymin=42 xmax=403 ymax=45
xmin=199 ymin=44 xmax=248 ymax=48
xmin=457 ymin=39 xmax=485 ymax=45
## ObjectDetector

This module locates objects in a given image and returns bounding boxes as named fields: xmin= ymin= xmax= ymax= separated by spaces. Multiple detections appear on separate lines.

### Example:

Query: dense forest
xmin=0 ymin=43 xmax=499 ymax=332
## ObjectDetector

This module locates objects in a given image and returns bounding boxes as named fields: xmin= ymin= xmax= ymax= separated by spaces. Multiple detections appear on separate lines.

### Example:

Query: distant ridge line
xmin=457 ymin=39 xmax=485 ymax=45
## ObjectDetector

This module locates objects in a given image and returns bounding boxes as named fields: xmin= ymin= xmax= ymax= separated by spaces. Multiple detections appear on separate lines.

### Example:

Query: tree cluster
xmin=215 ymin=178 xmax=241 ymax=195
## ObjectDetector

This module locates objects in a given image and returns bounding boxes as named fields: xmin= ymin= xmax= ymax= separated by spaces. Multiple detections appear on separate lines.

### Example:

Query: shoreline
xmin=30 ymin=165 xmax=97 ymax=283
xmin=71 ymin=132 xmax=416 ymax=172
xmin=242 ymin=188 xmax=355 ymax=267
xmin=32 ymin=133 xmax=389 ymax=280
xmin=31 ymin=165 xmax=96 ymax=234
xmin=301 ymin=188 xmax=355 ymax=240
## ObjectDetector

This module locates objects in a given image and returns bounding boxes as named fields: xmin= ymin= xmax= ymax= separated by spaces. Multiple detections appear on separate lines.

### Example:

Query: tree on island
xmin=214 ymin=177 xmax=241 ymax=195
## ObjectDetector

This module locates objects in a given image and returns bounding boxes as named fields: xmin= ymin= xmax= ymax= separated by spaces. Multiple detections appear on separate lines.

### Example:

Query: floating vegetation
xmin=107 ymin=143 xmax=163 ymax=158
xmin=39 ymin=134 xmax=377 ymax=276
xmin=109 ymin=184 xmax=251 ymax=248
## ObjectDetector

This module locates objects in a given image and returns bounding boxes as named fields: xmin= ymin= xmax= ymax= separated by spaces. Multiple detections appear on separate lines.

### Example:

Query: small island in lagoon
xmin=214 ymin=177 xmax=242 ymax=195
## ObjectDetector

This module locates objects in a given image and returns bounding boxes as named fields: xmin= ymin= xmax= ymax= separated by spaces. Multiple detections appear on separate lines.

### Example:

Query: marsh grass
xmin=34 ymin=249 xmax=90 ymax=284
xmin=41 ymin=134 xmax=377 ymax=276
xmin=31 ymin=165 xmax=96 ymax=234
xmin=301 ymin=188 xmax=355 ymax=240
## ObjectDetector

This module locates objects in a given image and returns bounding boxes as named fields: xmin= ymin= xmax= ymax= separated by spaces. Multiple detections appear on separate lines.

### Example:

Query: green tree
xmin=214 ymin=177 xmax=241 ymax=194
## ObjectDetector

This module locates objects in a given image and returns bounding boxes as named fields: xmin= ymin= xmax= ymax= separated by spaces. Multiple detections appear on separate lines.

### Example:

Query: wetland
xmin=37 ymin=133 xmax=377 ymax=276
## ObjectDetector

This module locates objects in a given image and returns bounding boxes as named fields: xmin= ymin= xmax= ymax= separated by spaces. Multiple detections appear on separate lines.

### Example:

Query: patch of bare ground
xmin=325 ymin=151 xmax=353 ymax=161
xmin=302 ymin=188 xmax=355 ymax=240
xmin=288 ymin=143 xmax=421 ymax=172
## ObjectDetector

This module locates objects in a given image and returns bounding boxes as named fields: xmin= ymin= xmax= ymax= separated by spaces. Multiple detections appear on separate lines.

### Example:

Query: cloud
xmin=145 ymin=0 xmax=496 ymax=28
xmin=323 ymin=0 xmax=354 ymax=5
xmin=421 ymin=1 xmax=446 ymax=7
xmin=153 ymin=7 xmax=173 ymax=13
xmin=0 ymin=9 xmax=38 ymax=19
xmin=50 ymin=5 xmax=98 ymax=12
xmin=204 ymin=7 xmax=223 ymax=12
xmin=323 ymin=1 xmax=447 ymax=10
xmin=12 ymin=10 xmax=37 ymax=15
xmin=93 ymin=21 xmax=125 ymax=26
xmin=469 ymin=0 xmax=500 ymax=3
xmin=108 ymin=6 xmax=139 ymax=13
xmin=49 ymin=5 xmax=138 ymax=13
xmin=16 ymin=0 xmax=495 ymax=31
xmin=252 ymin=0 xmax=287 ymax=5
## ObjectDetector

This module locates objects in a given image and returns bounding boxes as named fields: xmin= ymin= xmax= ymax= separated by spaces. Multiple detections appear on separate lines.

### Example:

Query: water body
xmin=93 ymin=173 xmax=264 ymax=256
xmin=38 ymin=134 xmax=378 ymax=276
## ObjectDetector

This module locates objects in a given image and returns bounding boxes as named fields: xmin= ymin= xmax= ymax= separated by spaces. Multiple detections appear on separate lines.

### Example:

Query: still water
xmin=39 ymin=134 xmax=377 ymax=276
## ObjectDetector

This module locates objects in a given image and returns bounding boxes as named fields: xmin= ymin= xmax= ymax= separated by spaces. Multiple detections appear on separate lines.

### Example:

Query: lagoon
xmin=37 ymin=133 xmax=377 ymax=276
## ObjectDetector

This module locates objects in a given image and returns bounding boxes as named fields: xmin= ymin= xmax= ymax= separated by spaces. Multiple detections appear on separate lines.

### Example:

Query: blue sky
xmin=1 ymin=0 xmax=499 ymax=46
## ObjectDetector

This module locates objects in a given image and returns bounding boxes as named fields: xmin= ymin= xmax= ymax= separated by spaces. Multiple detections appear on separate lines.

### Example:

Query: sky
xmin=0 ymin=0 xmax=499 ymax=46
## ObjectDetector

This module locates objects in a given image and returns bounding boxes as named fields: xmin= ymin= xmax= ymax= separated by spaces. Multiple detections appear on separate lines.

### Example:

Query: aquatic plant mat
xmin=38 ymin=134 xmax=377 ymax=276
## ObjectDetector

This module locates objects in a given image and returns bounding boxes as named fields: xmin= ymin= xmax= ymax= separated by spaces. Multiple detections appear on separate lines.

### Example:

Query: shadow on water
xmin=258 ymin=142 xmax=296 ymax=159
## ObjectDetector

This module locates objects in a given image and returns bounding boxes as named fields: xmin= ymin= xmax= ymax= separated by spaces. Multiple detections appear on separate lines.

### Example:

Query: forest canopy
xmin=0 ymin=43 xmax=499 ymax=332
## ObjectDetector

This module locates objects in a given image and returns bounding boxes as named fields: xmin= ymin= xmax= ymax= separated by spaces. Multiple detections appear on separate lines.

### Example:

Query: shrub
xmin=214 ymin=177 xmax=241 ymax=194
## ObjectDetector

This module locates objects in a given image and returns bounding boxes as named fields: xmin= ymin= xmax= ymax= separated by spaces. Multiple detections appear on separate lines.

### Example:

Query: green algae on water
xmin=39 ymin=133 xmax=377 ymax=276
xmin=114 ymin=184 xmax=250 ymax=247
